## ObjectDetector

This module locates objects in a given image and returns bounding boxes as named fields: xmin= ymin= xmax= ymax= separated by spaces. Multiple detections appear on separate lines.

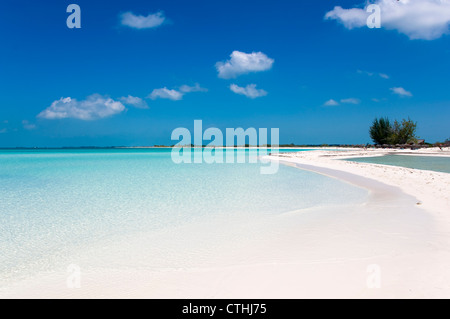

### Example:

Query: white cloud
xmin=324 ymin=99 xmax=340 ymax=106
xmin=216 ymin=51 xmax=274 ymax=79
xmin=22 ymin=120 xmax=36 ymax=130
xmin=179 ymin=83 xmax=208 ymax=93
xmin=230 ymin=84 xmax=268 ymax=99
xmin=326 ymin=6 xmax=368 ymax=29
xmin=120 ymin=11 xmax=166 ymax=29
xmin=120 ymin=95 xmax=149 ymax=109
xmin=325 ymin=0 xmax=450 ymax=40
xmin=324 ymin=98 xmax=361 ymax=106
xmin=379 ymin=73 xmax=390 ymax=79
xmin=149 ymin=88 xmax=183 ymax=101
xmin=391 ymin=87 xmax=413 ymax=97
xmin=149 ymin=84 xmax=207 ymax=101
xmin=38 ymin=94 xmax=126 ymax=121
xmin=341 ymin=98 xmax=361 ymax=104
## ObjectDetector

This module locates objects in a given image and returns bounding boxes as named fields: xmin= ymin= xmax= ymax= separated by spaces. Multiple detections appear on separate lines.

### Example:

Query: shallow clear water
xmin=0 ymin=149 xmax=367 ymax=284
xmin=349 ymin=155 xmax=450 ymax=174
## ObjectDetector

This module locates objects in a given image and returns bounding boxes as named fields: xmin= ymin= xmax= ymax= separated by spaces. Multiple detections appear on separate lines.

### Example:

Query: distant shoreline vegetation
xmin=370 ymin=117 xmax=420 ymax=146
xmin=1 ymin=139 xmax=449 ymax=150
xmin=1 ymin=145 xmax=354 ymax=150
xmin=1 ymin=143 xmax=448 ymax=150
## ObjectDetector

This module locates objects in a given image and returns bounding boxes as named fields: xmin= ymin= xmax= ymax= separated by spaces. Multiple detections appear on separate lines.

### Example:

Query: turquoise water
xmin=349 ymin=155 xmax=450 ymax=174
xmin=0 ymin=149 xmax=367 ymax=285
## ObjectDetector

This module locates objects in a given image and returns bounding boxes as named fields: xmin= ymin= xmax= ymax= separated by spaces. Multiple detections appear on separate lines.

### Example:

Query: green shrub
xmin=390 ymin=118 xmax=418 ymax=144
xmin=370 ymin=117 xmax=418 ymax=145
xmin=369 ymin=117 xmax=392 ymax=145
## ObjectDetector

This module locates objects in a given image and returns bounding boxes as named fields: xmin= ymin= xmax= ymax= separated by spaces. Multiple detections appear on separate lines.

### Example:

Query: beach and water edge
xmin=0 ymin=147 xmax=449 ymax=298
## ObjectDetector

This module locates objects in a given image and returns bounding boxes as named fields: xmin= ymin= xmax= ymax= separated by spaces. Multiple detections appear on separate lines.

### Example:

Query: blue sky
xmin=0 ymin=0 xmax=449 ymax=147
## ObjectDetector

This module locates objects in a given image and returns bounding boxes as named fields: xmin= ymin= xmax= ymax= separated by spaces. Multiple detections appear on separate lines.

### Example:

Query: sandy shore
xmin=259 ymin=147 xmax=450 ymax=298
xmin=270 ymin=147 xmax=450 ymax=215
xmin=2 ymin=148 xmax=450 ymax=299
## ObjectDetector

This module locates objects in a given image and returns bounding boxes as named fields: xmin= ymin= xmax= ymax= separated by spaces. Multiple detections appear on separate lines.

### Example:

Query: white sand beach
xmin=260 ymin=147 xmax=450 ymax=298
xmin=274 ymin=147 xmax=450 ymax=213
xmin=2 ymin=148 xmax=449 ymax=299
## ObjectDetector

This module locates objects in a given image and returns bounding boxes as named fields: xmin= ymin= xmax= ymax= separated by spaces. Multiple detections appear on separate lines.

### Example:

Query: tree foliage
xmin=369 ymin=117 xmax=392 ymax=145
xmin=370 ymin=117 xmax=418 ymax=145
xmin=390 ymin=118 xmax=418 ymax=145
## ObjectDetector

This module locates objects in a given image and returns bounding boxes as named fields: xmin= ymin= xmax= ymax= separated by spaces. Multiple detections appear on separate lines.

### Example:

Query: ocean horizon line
xmin=0 ymin=144 xmax=390 ymax=150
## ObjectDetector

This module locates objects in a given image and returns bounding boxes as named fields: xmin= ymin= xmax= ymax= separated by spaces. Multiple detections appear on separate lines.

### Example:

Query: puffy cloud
xmin=149 ymin=88 xmax=183 ymax=101
xmin=325 ymin=6 xmax=368 ymax=29
xmin=379 ymin=73 xmax=390 ymax=79
xmin=120 ymin=11 xmax=166 ymax=29
xmin=229 ymin=84 xmax=268 ymax=99
xmin=38 ymin=94 xmax=126 ymax=121
xmin=22 ymin=120 xmax=36 ymax=130
xmin=216 ymin=51 xmax=274 ymax=79
xmin=149 ymin=84 xmax=207 ymax=101
xmin=324 ymin=99 xmax=340 ymax=106
xmin=179 ymin=83 xmax=208 ymax=93
xmin=325 ymin=0 xmax=450 ymax=40
xmin=120 ymin=95 xmax=149 ymax=109
xmin=391 ymin=87 xmax=413 ymax=97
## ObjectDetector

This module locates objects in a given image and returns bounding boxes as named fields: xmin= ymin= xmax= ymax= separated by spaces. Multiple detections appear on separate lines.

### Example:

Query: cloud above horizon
xmin=324 ymin=99 xmax=340 ymax=106
xmin=324 ymin=98 xmax=361 ymax=106
xmin=391 ymin=87 xmax=413 ymax=97
xmin=179 ymin=83 xmax=208 ymax=93
xmin=22 ymin=120 xmax=36 ymax=130
xmin=230 ymin=84 xmax=268 ymax=99
xmin=216 ymin=51 xmax=274 ymax=79
xmin=325 ymin=0 xmax=450 ymax=40
xmin=38 ymin=94 xmax=126 ymax=121
xmin=120 ymin=11 xmax=166 ymax=29
xmin=120 ymin=95 xmax=149 ymax=109
xmin=149 ymin=84 xmax=207 ymax=101
xmin=149 ymin=88 xmax=183 ymax=101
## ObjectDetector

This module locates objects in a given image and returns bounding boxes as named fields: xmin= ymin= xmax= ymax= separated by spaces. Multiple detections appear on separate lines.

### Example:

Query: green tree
xmin=444 ymin=138 xmax=450 ymax=146
xmin=390 ymin=118 xmax=418 ymax=144
xmin=369 ymin=117 xmax=392 ymax=145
